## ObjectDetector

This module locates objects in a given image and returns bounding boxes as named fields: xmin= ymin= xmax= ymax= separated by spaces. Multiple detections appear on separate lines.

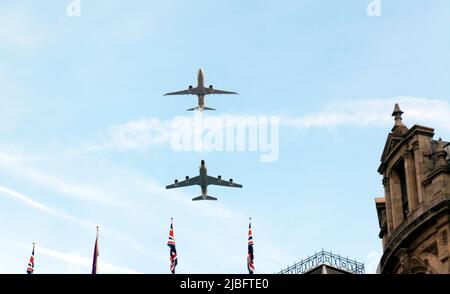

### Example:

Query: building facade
xmin=375 ymin=104 xmax=450 ymax=273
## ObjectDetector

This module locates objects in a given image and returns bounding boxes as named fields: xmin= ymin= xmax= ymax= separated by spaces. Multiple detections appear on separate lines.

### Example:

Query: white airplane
xmin=166 ymin=160 xmax=243 ymax=201
xmin=164 ymin=69 xmax=238 ymax=111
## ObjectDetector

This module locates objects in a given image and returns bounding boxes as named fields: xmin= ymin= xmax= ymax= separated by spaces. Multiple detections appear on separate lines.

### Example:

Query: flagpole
xmin=32 ymin=242 xmax=35 ymax=274
xmin=92 ymin=226 xmax=99 ymax=275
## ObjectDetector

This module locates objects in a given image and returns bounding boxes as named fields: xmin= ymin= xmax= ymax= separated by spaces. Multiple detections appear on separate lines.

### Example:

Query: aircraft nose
xmin=201 ymin=160 xmax=205 ymax=165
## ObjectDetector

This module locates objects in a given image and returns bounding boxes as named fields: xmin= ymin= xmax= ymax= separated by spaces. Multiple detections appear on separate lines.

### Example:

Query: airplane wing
xmin=166 ymin=176 xmax=200 ymax=189
xmin=210 ymin=89 xmax=238 ymax=95
xmin=164 ymin=89 xmax=194 ymax=96
xmin=206 ymin=176 xmax=242 ymax=188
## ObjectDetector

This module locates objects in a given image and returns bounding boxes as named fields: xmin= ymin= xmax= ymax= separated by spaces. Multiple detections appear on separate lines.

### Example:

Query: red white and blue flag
xmin=92 ymin=226 xmax=99 ymax=274
xmin=167 ymin=219 xmax=178 ymax=274
xmin=26 ymin=243 xmax=35 ymax=274
xmin=247 ymin=218 xmax=254 ymax=274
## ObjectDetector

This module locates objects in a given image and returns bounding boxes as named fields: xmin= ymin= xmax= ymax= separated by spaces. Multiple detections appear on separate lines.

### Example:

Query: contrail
xmin=0 ymin=185 xmax=159 ymax=260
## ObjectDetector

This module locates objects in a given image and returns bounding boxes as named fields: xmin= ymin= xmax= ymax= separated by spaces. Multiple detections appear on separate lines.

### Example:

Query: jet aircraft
xmin=164 ymin=69 xmax=238 ymax=111
xmin=165 ymin=160 xmax=243 ymax=201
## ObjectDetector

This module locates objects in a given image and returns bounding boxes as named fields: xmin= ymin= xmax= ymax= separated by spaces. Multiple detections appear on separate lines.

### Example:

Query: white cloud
xmin=0 ymin=185 xmax=59 ymax=216
xmin=0 ymin=148 xmax=124 ymax=207
xmin=86 ymin=118 xmax=171 ymax=152
xmin=86 ymin=97 xmax=450 ymax=153
xmin=0 ymin=185 xmax=97 ymax=229
xmin=281 ymin=97 xmax=450 ymax=131
xmin=0 ymin=149 xmax=43 ymax=165
xmin=0 ymin=184 xmax=156 ymax=260
xmin=16 ymin=166 xmax=123 ymax=206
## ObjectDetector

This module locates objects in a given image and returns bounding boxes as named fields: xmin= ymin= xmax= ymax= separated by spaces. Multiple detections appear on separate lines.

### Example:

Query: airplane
xmin=163 ymin=68 xmax=238 ymax=111
xmin=165 ymin=160 xmax=243 ymax=201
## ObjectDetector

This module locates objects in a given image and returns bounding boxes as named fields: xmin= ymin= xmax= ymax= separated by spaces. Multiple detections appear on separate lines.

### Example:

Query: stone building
xmin=375 ymin=104 xmax=450 ymax=273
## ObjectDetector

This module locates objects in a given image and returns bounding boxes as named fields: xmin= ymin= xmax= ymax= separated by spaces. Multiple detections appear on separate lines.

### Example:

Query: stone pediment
xmin=379 ymin=133 xmax=404 ymax=168
xmin=379 ymin=124 xmax=435 ymax=174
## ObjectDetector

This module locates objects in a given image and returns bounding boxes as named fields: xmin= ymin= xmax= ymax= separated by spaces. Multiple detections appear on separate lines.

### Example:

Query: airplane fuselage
xmin=164 ymin=68 xmax=237 ymax=111
xmin=199 ymin=160 xmax=208 ymax=197
xmin=196 ymin=69 xmax=206 ymax=109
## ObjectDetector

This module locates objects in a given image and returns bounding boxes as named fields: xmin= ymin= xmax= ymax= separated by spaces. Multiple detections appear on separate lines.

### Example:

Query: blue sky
xmin=1 ymin=0 xmax=450 ymax=274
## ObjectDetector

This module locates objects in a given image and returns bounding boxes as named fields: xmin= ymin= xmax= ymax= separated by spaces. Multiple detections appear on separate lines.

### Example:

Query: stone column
xmin=389 ymin=170 xmax=404 ymax=229
xmin=414 ymin=135 xmax=434 ymax=206
xmin=383 ymin=176 xmax=394 ymax=237
xmin=404 ymin=151 xmax=419 ymax=211
xmin=412 ymin=143 xmax=425 ymax=204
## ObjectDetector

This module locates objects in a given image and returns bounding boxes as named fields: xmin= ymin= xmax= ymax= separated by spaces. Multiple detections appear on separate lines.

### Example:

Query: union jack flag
xmin=26 ymin=243 xmax=35 ymax=274
xmin=167 ymin=219 xmax=178 ymax=274
xmin=247 ymin=219 xmax=254 ymax=274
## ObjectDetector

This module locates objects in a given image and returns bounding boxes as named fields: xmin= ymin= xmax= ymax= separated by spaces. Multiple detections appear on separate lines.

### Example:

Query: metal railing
xmin=277 ymin=249 xmax=365 ymax=274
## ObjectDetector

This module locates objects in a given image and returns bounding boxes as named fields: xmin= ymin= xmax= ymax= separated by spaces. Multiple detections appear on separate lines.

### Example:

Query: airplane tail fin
xmin=192 ymin=195 xmax=217 ymax=201
xmin=187 ymin=106 xmax=216 ymax=111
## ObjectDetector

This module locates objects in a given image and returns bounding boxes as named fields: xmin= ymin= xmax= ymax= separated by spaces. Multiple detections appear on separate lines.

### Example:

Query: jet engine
xmin=185 ymin=176 xmax=190 ymax=182
xmin=209 ymin=85 xmax=213 ymax=89
xmin=218 ymin=175 xmax=222 ymax=182
xmin=188 ymin=85 xmax=193 ymax=93
xmin=174 ymin=179 xmax=179 ymax=186
xmin=229 ymin=178 xmax=233 ymax=185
